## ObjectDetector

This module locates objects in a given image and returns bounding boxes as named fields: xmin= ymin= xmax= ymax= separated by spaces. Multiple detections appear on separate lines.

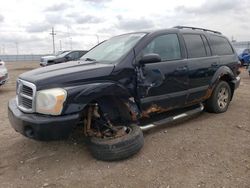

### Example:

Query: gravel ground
xmin=0 ymin=62 xmax=249 ymax=188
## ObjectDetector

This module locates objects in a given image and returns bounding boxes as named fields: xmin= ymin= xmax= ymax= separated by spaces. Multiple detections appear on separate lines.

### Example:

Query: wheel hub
xmin=217 ymin=87 xmax=229 ymax=109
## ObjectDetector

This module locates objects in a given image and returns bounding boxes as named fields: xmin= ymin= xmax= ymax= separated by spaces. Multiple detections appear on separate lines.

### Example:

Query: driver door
xmin=137 ymin=33 xmax=189 ymax=110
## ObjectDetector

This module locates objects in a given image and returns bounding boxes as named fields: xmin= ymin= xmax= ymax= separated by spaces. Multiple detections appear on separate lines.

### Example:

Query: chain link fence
xmin=0 ymin=54 xmax=50 ymax=62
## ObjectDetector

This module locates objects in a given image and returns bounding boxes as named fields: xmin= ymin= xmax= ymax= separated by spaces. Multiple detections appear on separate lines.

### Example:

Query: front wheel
xmin=88 ymin=124 xmax=144 ymax=161
xmin=205 ymin=81 xmax=232 ymax=113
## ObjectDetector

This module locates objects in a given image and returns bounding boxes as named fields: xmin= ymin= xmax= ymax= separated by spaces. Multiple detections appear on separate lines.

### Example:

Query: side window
xmin=142 ymin=34 xmax=181 ymax=61
xmin=209 ymin=35 xmax=234 ymax=55
xmin=183 ymin=34 xmax=207 ymax=58
xmin=67 ymin=52 xmax=79 ymax=60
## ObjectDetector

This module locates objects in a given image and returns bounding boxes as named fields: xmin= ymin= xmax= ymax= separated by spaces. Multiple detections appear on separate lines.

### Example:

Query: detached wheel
xmin=205 ymin=81 xmax=232 ymax=113
xmin=88 ymin=124 xmax=144 ymax=161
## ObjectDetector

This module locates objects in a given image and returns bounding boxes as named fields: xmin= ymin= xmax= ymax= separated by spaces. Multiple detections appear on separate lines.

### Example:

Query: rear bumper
xmin=233 ymin=76 xmax=241 ymax=90
xmin=8 ymin=98 xmax=80 ymax=141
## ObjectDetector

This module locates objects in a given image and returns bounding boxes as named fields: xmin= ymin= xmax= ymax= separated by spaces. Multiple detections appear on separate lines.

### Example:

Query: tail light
xmin=236 ymin=61 xmax=241 ymax=75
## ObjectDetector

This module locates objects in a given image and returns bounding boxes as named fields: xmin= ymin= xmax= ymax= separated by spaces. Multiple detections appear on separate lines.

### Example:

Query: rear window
xmin=183 ymin=34 xmax=207 ymax=58
xmin=209 ymin=35 xmax=234 ymax=55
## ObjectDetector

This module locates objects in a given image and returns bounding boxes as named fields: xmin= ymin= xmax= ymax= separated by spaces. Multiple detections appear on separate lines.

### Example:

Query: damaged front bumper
xmin=8 ymin=98 xmax=80 ymax=141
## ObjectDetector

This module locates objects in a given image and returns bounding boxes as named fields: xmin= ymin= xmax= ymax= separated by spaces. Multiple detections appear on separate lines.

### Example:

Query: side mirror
xmin=139 ymin=53 xmax=161 ymax=65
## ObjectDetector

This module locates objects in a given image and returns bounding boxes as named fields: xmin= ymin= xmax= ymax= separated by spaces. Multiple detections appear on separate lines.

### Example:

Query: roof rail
xmin=174 ymin=26 xmax=222 ymax=35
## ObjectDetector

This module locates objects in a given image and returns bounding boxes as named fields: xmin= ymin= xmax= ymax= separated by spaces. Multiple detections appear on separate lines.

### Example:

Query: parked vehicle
xmin=40 ymin=50 xmax=87 ymax=66
xmin=0 ymin=59 xmax=8 ymax=87
xmin=8 ymin=26 xmax=240 ymax=161
xmin=237 ymin=48 xmax=250 ymax=66
xmin=40 ymin=50 xmax=69 ymax=66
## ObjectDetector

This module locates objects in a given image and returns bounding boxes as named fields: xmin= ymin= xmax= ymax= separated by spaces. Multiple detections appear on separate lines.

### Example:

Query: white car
xmin=0 ymin=59 xmax=8 ymax=86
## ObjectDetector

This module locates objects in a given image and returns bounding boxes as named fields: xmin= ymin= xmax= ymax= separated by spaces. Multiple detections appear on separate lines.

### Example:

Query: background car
xmin=40 ymin=50 xmax=69 ymax=66
xmin=0 ymin=59 xmax=8 ymax=87
xmin=237 ymin=48 xmax=250 ymax=66
xmin=40 ymin=50 xmax=88 ymax=66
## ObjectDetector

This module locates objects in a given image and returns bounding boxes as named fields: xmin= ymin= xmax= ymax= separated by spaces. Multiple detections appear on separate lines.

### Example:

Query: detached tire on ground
xmin=88 ymin=124 xmax=144 ymax=161
xmin=205 ymin=81 xmax=232 ymax=113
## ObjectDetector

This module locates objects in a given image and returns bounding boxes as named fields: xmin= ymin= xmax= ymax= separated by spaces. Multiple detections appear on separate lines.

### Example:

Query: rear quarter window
xmin=209 ymin=35 xmax=234 ymax=55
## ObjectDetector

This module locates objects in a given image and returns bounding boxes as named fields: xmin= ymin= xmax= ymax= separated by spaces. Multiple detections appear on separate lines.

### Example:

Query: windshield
xmin=55 ymin=51 xmax=69 ymax=56
xmin=57 ymin=51 xmax=70 ymax=58
xmin=80 ymin=33 xmax=146 ymax=63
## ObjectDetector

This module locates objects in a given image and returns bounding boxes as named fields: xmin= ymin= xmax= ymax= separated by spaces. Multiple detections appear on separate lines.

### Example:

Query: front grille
xmin=22 ymin=85 xmax=33 ymax=96
xmin=17 ymin=79 xmax=36 ymax=113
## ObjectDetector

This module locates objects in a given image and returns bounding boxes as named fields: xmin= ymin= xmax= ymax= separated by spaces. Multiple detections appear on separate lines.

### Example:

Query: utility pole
xmin=15 ymin=41 xmax=19 ymax=55
xmin=95 ymin=34 xmax=100 ymax=44
xmin=70 ymin=37 xmax=72 ymax=50
xmin=59 ymin=40 xmax=62 ymax=50
xmin=50 ymin=27 xmax=56 ymax=54
xmin=2 ymin=45 xmax=5 ymax=55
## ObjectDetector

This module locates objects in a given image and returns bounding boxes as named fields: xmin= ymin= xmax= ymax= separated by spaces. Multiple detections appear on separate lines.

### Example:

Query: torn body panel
xmin=62 ymin=82 xmax=133 ymax=115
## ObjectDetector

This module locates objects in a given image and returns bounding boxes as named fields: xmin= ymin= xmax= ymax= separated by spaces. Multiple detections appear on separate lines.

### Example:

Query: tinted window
xmin=183 ymin=34 xmax=206 ymax=58
xmin=67 ymin=52 xmax=80 ymax=60
xmin=210 ymin=35 xmax=234 ymax=55
xmin=142 ymin=34 xmax=181 ymax=61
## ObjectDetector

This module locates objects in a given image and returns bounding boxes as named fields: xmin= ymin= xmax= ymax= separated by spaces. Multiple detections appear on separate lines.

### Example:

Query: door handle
xmin=176 ymin=66 xmax=188 ymax=71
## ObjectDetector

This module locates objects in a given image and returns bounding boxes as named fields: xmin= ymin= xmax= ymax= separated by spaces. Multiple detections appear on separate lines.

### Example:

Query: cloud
xmin=25 ymin=23 xmax=51 ymax=33
xmin=116 ymin=16 xmax=154 ymax=31
xmin=177 ymin=0 xmax=242 ymax=15
xmin=84 ymin=0 xmax=112 ymax=4
xmin=45 ymin=13 xmax=72 ymax=25
xmin=44 ymin=3 xmax=71 ymax=12
xmin=67 ymin=13 xmax=103 ymax=24
xmin=0 ymin=14 xmax=4 ymax=22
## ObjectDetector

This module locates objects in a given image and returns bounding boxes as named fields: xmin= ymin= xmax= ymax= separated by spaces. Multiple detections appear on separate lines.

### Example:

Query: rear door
xmin=138 ymin=33 xmax=189 ymax=110
xmin=209 ymin=35 xmax=237 ymax=73
xmin=182 ymin=34 xmax=219 ymax=104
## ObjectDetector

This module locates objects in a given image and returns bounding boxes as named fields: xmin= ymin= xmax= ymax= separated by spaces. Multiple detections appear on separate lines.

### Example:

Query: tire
xmin=205 ymin=81 xmax=232 ymax=113
xmin=88 ymin=124 xmax=144 ymax=161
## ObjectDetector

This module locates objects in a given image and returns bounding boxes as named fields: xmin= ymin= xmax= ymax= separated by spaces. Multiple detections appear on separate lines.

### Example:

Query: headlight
xmin=36 ymin=88 xmax=67 ymax=115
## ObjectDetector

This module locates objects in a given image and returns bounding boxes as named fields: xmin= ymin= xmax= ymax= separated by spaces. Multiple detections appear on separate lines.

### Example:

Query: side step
xmin=140 ymin=103 xmax=204 ymax=131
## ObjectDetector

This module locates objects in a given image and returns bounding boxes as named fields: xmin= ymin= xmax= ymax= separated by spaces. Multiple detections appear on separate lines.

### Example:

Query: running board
xmin=140 ymin=103 xmax=204 ymax=131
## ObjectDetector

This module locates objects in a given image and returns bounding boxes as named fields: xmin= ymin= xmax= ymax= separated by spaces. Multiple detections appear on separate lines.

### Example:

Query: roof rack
xmin=174 ymin=26 xmax=222 ymax=35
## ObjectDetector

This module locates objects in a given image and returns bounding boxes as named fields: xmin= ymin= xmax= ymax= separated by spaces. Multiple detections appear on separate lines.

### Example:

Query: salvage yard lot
xmin=0 ymin=62 xmax=249 ymax=188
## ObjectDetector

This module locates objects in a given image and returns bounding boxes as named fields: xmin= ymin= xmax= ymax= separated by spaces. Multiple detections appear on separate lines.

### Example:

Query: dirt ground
xmin=0 ymin=62 xmax=249 ymax=188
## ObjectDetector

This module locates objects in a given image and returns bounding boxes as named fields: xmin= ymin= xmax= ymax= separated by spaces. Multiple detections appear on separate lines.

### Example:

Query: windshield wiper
xmin=85 ymin=57 xmax=97 ymax=61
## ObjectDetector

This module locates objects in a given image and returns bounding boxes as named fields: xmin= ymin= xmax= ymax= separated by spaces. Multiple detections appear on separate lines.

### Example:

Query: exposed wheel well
xmin=82 ymin=95 xmax=137 ymax=125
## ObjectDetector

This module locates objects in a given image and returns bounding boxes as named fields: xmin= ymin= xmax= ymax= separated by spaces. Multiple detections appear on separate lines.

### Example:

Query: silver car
xmin=0 ymin=59 xmax=8 ymax=86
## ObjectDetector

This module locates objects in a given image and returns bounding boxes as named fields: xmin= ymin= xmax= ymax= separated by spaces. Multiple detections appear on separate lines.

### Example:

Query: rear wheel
xmin=205 ymin=81 xmax=232 ymax=113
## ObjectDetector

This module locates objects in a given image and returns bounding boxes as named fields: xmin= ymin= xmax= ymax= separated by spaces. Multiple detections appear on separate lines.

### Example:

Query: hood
xmin=19 ymin=61 xmax=115 ymax=90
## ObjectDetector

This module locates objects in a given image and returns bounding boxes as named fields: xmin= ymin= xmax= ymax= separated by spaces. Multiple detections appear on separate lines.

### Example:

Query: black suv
xmin=8 ymin=26 xmax=240 ymax=161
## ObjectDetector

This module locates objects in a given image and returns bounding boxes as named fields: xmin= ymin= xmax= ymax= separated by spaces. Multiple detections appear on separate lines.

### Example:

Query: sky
xmin=0 ymin=0 xmax=249 ymax=54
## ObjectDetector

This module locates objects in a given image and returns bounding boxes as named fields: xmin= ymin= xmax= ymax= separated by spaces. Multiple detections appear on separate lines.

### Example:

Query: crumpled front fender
xmin=62 ymin=82 xmax=132 ymax=114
